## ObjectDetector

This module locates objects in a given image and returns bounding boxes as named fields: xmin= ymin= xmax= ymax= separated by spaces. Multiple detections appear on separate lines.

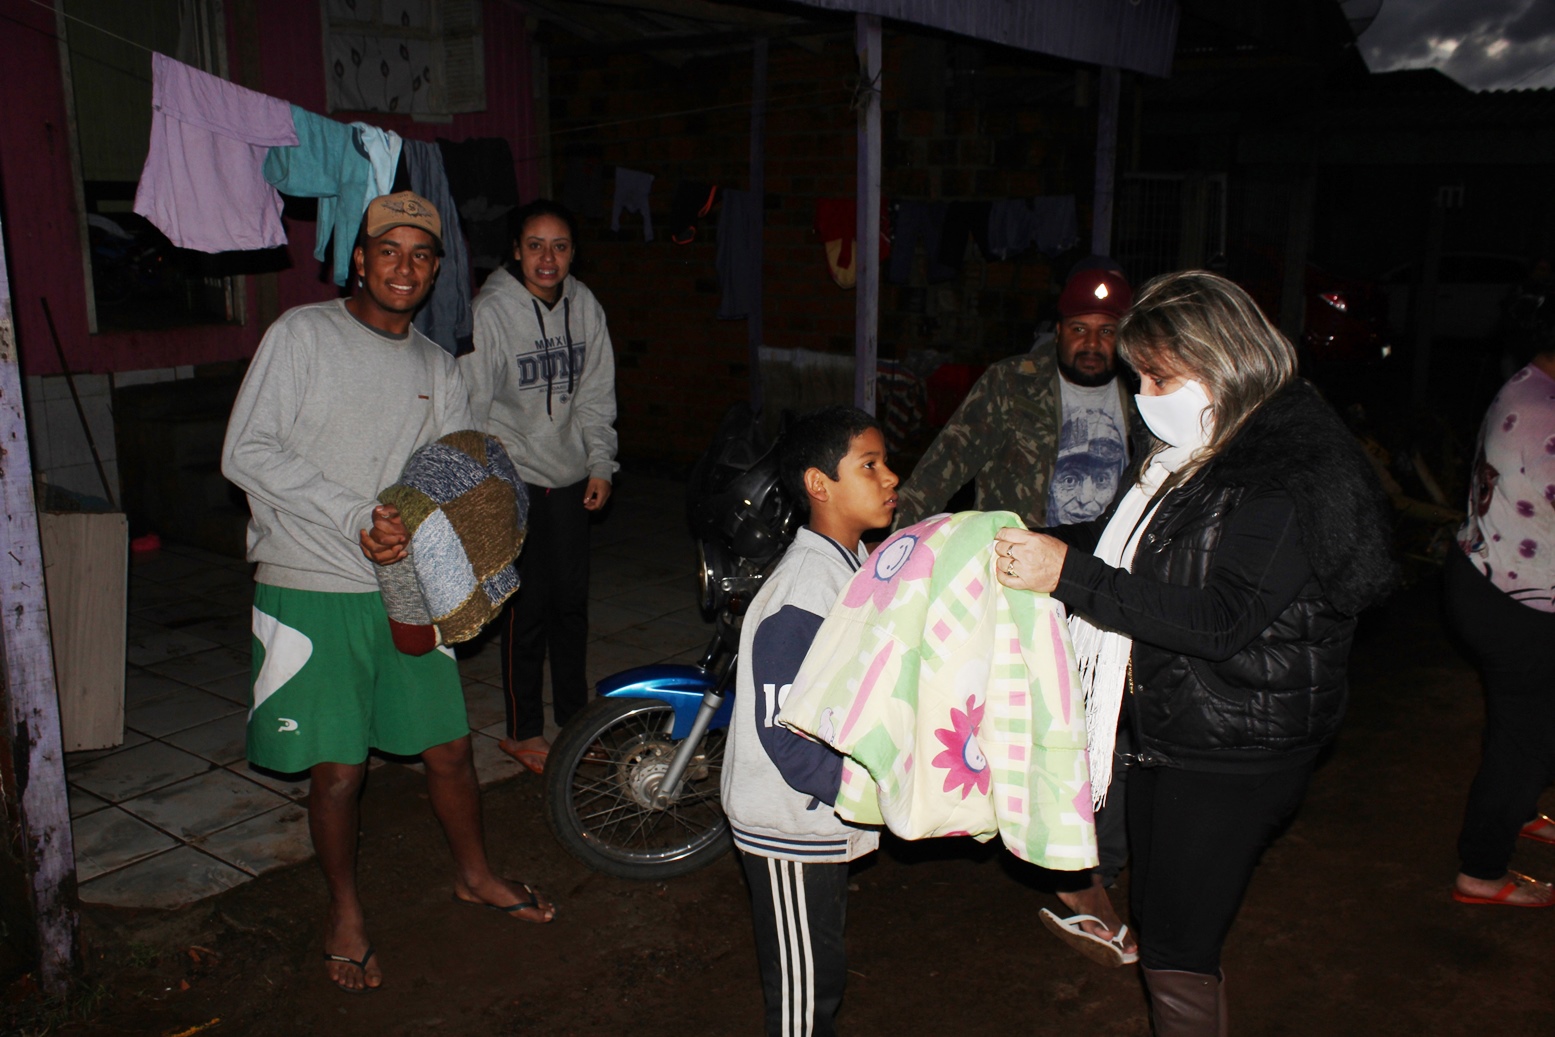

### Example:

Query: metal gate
xmin=1114 ymin=172 xmax=1227 ymax=282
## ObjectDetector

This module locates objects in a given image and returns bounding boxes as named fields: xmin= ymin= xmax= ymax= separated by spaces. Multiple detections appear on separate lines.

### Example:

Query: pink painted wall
xmin=0 ymin=0 xmax=536 ymax=376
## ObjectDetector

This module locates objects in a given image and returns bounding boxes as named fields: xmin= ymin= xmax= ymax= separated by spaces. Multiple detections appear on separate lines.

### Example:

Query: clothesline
xmin=28 ymin=0 xmax=849 ymax=161
xmin=21 ymin=0 xmax=152 ymax=55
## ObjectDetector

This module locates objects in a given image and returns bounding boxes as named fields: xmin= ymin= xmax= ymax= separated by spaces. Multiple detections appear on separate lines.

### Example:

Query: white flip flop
xmin=1038 ymin=907 xmax=1139 ymax=967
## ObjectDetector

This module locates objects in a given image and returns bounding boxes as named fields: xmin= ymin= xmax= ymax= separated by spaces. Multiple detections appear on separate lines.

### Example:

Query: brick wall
xmin=542 ymin=28 xmax=1095 ymax=466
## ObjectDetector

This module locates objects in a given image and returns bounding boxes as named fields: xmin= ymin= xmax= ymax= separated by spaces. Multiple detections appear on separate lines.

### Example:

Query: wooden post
xmin=1092 ymin=66 xmax=1120 ymax=257
xmin=748 ymin=37 xmax=768 ymax=416
xmin=854 ymin=14 xmax=881 ymax=415
xmin=0 ymin=219 xmax=80 ymax=992
xmin=1277 ymin=166 xmax=1316 ymax=345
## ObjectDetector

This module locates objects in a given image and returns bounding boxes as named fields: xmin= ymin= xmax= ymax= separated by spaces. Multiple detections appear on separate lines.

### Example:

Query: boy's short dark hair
xmin=779 ymin=405 xmax=882 ymax=511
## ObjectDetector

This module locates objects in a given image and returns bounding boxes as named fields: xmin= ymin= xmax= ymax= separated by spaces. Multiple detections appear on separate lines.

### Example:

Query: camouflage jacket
xmin=895 ymin=340 xmax=1135 ymax=530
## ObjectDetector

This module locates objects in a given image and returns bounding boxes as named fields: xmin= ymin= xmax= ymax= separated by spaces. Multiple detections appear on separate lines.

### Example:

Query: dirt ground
xmin=9 ymin=573 xmax=1555 ymax=1036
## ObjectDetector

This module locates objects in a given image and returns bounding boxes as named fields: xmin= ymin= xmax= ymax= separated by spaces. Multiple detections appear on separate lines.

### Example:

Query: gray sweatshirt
xmin=221 ymin=299 xmax=473 ymax=593
xmin=463 ymin=269 xmax=619 ymax=488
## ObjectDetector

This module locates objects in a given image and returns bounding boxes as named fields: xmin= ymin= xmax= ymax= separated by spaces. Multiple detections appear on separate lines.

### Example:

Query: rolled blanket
xmin=375 ymin=431 xmax=527 ymax=654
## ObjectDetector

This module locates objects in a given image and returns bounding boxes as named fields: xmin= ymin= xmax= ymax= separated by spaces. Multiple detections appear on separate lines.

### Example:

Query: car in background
xmin=1296 ymin=267 xmax=1394 ymax=371
xmin=1381 ymin=253 xmax=1530 ymax=342
xmin=1226 ymin=242 xmax=1394 ymax=372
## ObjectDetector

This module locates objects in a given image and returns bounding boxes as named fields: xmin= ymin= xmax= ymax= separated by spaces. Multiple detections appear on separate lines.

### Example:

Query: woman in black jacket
xmin=994 ymin=271 xmax=1394 ymax=1036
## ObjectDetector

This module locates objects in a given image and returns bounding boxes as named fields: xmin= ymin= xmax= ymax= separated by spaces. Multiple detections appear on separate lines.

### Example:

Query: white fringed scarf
xmin=1071 ymin=444 xmax=1198 ymax=808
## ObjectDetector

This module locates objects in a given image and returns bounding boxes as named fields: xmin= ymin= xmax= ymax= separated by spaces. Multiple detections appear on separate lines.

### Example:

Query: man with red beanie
xmin=896 ymin=262 xmax=1138 ymax=530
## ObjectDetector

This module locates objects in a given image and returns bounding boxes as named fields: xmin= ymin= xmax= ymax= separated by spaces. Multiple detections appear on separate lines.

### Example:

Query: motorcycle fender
xmin=597 ymin=664 xmax=731 ymax=740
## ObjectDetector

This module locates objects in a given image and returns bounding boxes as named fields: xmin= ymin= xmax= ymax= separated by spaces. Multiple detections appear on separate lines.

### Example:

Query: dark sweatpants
xmin=500 ymin=479 xmax=591 ymax=741
xmin=741 ymin=852 xmax=850 ymax=1037
xmin=1445 ymin=545 xmax=1555 ymax=880
xmin=1127 ymin=761 xmax=1313 ymax=974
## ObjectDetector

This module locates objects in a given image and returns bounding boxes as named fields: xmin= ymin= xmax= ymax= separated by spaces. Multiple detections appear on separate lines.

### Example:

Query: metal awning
xmin=786 ymin=0 xmax=1180 ymax=76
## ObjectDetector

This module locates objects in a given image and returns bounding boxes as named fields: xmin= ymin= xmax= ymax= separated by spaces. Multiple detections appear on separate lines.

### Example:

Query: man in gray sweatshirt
xmin=222 ymin=192 xmax=554 ymax=995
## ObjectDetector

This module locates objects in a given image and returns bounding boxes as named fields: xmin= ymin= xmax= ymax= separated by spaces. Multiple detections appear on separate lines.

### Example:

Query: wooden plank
xmin=854 ymin=13 xmax=881 ymax=415
xmin=748 ymin=36 xmax=768 ymax=416
xmin=39 ymin=513 xmax=127 ymax=752
xmin=0 ymin=214 xmax=79 ymax=993
xmin=1092 ymin=66 xmax=1120 ymax=257
xmin=1411 ymin=199 xmax=1447 ymax=409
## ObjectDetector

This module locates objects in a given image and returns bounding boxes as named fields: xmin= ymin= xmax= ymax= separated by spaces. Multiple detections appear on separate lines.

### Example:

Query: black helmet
xmin=689 ymin=439 xmax=797 ymax=567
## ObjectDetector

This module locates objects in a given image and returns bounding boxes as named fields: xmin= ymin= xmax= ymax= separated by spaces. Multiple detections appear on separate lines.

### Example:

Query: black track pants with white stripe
xmin=740 ymin=851 xmax=850 ymax=1037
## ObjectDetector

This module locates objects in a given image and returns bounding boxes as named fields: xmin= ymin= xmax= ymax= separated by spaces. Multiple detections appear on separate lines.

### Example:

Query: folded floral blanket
xmin=375 ymin=430 xmax=527 ymax=654
xmin=778 ymin=511 xmax=1096 ymax=870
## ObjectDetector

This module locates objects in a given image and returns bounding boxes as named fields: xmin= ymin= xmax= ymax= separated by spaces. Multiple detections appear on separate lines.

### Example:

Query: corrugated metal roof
xmin=785 ymin=0 xmax=1180 ymax=77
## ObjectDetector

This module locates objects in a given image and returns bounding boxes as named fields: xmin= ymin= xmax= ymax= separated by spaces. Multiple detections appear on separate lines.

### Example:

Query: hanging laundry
xmin=560 ymin=155 xmax=607 ymax=220
xmin=668 ymin=181 xmax=720 ymax=245
xmin=986 ymin=196 xmax=1081 ymax=260
xmin=402 ymin=140 xmax=472 ymax=356
xmin=133 ymin=52 xmax=297 ymax=253
xmin=986 ymin=199 xmax=1039 ymax=260
xmin=1029 ymin=195 xmax=1080 ymax=257
xmin=352 ymin=123 xmax=403 ymax=201
xmin=813 ymin=198 xmax=891 ymax=289
xmin=935 ymin=200 xmax=992 ymax=273
xmin=612 ymin=167 xmax=655 ymax=241
xmin=262 ymin=106 xmax=374 ymax=286
xmin=716 ymin=188 xmax=760 ymax=320
xmin=777 ymin=511 xmax=1097 ymax=871
xmin=888 ymin=200 xmax=957 ymax=284
xmin=436 ymin=137 xmax=520 ymax=270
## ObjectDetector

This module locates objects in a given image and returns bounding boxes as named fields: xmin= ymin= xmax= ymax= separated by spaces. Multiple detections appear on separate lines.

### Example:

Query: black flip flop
xmin=322 ymin=945 xmax=380 ymax=993
xmin=452 ymin=881 xmax=556 ymax=923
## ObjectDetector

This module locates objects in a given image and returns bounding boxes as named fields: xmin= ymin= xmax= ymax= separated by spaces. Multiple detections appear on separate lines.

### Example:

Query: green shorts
xmin=247 ymin=584 xmax=470 ymax=772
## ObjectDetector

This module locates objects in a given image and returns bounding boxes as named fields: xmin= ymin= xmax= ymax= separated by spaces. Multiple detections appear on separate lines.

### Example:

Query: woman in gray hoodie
xmin=463 ymin=199 xmax=619 ymax=773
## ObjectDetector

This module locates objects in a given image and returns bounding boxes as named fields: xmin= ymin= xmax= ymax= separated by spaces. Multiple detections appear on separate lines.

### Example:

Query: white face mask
xmin=1135 ymin=380 xmax=1214 ymax=449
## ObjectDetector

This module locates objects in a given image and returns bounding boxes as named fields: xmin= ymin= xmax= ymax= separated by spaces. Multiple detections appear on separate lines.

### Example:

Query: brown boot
xmin=1142 ymin=967 xmax=1225 ymax=1037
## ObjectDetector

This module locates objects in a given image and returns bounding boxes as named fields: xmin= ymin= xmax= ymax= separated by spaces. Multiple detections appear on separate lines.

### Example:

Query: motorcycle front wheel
xmin=544 ymin=695 xmax=731 ymax=880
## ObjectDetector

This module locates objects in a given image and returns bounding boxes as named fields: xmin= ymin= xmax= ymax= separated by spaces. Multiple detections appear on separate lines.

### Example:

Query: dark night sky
xmin=1359 ymin=0 xmax=1555 ymax=90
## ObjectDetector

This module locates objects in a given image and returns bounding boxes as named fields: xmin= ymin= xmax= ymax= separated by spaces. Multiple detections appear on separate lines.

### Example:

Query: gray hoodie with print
xmin=463 ymin=268 xmax=620 ymax=488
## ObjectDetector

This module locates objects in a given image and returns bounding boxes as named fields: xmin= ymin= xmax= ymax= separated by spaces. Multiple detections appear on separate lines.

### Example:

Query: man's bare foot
xmin=322 ymin=907 xmax=383 ymax=992
xmin=453 ymin=874 xmax=557 ymax=923
xmin=1055 ymin=874 xmax=1137 ymax=954
xmin=499 ymin=736 xmax=549 ymax=775
xmin=1453 ymin=870 xmax=1555 ymax=907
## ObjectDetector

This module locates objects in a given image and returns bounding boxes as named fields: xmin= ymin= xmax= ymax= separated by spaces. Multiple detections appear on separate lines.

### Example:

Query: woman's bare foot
xmin=1055 ymin=874 xmax=1137 ymax=954
xmin=1453 ymin=870 xmax=1555 ymax=906
xmin=453 ymin=874 xmax=557 ymax=923
xmin=1521 ymin=815 xmax=1555 ymax=844
xmin=322 ymin=906 xmax=383 ymax=992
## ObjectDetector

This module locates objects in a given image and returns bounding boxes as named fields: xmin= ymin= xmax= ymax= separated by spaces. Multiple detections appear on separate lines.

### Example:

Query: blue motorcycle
xmin=544 ymin=410 xmax=798 ymax=879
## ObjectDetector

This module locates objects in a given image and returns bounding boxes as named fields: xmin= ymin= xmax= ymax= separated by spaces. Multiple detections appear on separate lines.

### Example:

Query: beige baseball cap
xmin=364 ymin=190 xmax=443 ymax=250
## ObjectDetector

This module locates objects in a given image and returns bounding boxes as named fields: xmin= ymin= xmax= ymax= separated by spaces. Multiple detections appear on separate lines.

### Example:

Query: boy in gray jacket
xmin=722 ymin=406 xmax=899 ymax=1037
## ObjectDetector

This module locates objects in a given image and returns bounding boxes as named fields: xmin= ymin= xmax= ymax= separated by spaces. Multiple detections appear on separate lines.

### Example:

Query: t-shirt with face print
xmin=1047 ymin=378 xmax=1129 ymax=526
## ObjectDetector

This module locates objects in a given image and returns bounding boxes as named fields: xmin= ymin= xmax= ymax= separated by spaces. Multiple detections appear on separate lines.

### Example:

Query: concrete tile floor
xmin=64 ymin=472 xmax=706 ymax=909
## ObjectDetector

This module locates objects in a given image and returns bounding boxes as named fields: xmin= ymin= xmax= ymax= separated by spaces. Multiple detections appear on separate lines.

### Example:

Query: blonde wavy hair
xmin=1117 ymin=270 xmax=1297 ymax=488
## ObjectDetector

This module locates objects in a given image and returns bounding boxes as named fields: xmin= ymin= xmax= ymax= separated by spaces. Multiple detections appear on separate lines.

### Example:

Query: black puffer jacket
xmin=1057 ymin=380 xmax=1396 ymax=770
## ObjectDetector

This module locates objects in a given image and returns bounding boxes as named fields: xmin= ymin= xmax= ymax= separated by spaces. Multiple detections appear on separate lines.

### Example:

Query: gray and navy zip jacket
xmin=721 ymin=527 xmax=882 ymax=863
